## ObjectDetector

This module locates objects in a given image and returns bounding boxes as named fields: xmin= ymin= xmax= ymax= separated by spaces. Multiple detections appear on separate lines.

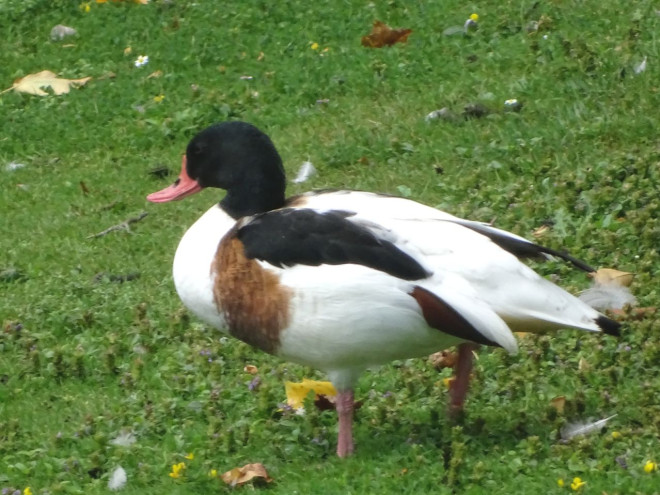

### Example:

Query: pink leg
xmin=449 ymin=343 xmax=478 ymax=416
xmin=336 ymin=389 xmax=355 ymax=457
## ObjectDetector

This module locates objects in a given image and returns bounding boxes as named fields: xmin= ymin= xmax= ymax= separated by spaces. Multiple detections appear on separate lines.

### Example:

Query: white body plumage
xmin=172 ymin=191 xmax=607 ymax=389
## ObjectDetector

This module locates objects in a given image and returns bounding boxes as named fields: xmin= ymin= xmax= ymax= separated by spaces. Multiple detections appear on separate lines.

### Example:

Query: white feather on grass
xmin=110 ymin=431 xmax=136 ymax=447
xmin=560 ymin=414 xmax=617 ymax=440
xmin=292 ymin=161 xmax=317 ymax=184
xmin=108 ymin=466 xmax=127 ymax=491
xmin=579 ymin=285 xmax=637 ymax=311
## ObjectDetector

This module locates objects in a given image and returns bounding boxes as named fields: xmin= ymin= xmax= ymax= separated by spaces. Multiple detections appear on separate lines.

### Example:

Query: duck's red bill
xmin=147 ymin=155 xmax=203 ymax=203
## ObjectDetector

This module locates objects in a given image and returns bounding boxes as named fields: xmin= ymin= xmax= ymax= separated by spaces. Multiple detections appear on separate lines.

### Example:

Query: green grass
xmin=1 ymin=0 xmax=659 ymax=493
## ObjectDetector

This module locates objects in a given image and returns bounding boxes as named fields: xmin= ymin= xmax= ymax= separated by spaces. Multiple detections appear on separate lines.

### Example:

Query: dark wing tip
xmin=596 ymin=315 xmax=621 ymax=337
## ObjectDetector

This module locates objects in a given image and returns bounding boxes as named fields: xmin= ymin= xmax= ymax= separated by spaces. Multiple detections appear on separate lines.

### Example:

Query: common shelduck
xmin=147 ymin=121 xmax=620 ymax=457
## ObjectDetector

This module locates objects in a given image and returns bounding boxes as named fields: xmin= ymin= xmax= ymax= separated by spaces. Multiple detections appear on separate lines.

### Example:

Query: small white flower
xmin=504 ymin=99 xmax=518 ymax=106
xmin=134 ymin=55 xmax=149 ymax=68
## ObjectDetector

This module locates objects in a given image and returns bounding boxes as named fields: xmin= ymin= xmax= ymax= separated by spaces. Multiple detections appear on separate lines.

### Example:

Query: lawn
xmin=1 ymin=0 xmax=659 ymax=493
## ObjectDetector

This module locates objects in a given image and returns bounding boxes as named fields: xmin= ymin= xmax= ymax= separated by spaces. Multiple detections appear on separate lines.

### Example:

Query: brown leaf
xmin=429 ymin=350 xmax=458 ymax=369
xmin=609 ymin=306 xmax=656 ymax=320
xmin=590 ymin=268 xmax=635 ymax=287
xmin=361 ymin=20 xmax=412 ymax=48
xmin=550 ymin=395 xmax=566 ymax=414
xmin=243 ymin=364 xmax=258 ymax=374
xmin=221 ymin=463 xmax=272 ymax=486
xmin=4 ymin=70 xmax=91 ymax=96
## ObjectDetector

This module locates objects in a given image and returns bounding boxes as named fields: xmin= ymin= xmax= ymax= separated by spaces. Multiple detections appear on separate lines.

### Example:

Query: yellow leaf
xmin=285 ymin=379 xmax=337 ymax=409
xmin=590 ymin=268 xmax=635 ymax=287
xmin=221 ymin=463 xmax=272 ymax=486
xmin=4 ymin=70 xmax=91 ymax=96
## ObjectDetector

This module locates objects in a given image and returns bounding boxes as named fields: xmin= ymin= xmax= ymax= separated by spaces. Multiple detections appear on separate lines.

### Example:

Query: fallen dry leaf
xmin=550 ymin=396 xmax=566 ymax=414
xmin=532 ymin=224 xmax=550 ymax=238
xmin=578 ymin=357 xmax=590 ymax=372
xmin=361 ymin=20 xmax=412 ymax=48
xmin=429 ymin=350 xmax=458 ymax=369
xmin=243 ymin=364 xmax=258 ymax=374
xmin=442 ymin=376 xmax=455 ymax=389
xmin=147 ymin=70 xmax=163 ymax=79
xmin=285 ymin=379 xmax=337 ymax=409
xmin=581 ymin=267 xmax=637 ymax=311
xmin=609 ymin=306 xmax=656 ymax=320
xmin=221 ymin=463 xmax=272 ymax=486
xmin=3 ymin=70 xmax=91 ymax=96
xmin=590 ymin=268 xmax=635 ymax=287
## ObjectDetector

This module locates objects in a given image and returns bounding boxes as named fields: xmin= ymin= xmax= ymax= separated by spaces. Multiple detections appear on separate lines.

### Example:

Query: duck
xmin=147 ymin=121 xmax=620 ymax=457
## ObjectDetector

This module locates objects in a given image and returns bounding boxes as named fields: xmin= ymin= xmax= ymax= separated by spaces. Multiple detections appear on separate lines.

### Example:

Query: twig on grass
xmin=88 ymin=212 xmax=148 ymax=239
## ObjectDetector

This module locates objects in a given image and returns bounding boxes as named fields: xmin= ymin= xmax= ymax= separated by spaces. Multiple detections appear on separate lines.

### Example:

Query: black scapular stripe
xmin=452 ymin=221 xmax=595 ymax=273
xmin=237 ymin=208 xmax=430 ymax=281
